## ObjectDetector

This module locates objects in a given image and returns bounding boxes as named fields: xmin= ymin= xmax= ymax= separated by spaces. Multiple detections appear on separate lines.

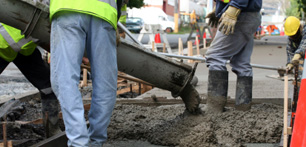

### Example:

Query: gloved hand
xmin=286 ymin=63 xmax=294 ymax=71
xmin=286 ymin=54 xmax=302 ymax=71
xmin=205 ymin=7 xmax=219 ymax=28
xmin=116 ymin=28 xmax=121 ymax=47
xmin=218 ymin=6 xmax=241 ymax=35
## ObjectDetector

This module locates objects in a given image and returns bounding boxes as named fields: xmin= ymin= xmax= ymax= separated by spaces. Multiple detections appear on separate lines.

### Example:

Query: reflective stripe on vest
xmin=121 ymin=11 xmax=127 ymax=16
xmin=0 ymin=24 xmax=33 ymax=52
xmin=50 ymin=0 xmax=118 ymax=29
xmin=220 ymin=0 xmax=230 ymax=3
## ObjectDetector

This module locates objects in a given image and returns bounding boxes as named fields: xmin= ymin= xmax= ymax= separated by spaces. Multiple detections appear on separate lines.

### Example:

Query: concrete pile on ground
xmin=108 ymin=103 xmax=282 ymax=146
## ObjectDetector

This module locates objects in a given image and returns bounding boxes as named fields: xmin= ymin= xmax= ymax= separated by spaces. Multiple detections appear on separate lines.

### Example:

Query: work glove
xmin=286 ymin=54 xmax=302 ymax=71
xmin=116 ymin=28 xmax=121 ymax=47
xmin=205 ymin=7 xmax=219 ymax=28
xmin=218 ymin=6 xmax=241 ymax=35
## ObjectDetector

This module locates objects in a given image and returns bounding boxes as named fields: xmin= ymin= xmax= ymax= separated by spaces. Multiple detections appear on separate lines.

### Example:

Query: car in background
xmin=126 ymin=17 xmax=144 ymax=33
xmin=128 ymin=7 xmax=175 ymax=33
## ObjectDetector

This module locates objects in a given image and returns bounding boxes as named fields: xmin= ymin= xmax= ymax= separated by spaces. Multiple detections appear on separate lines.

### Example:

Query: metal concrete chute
xmin=118 ymin=39 xmax=201 ymax=112
xmin=0 ymin=0 xmax=50 ymax=47
xmin=0 ymin=0 xmax=201 ymax=113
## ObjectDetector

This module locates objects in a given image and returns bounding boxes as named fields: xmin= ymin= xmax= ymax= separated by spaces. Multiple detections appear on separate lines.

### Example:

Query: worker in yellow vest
xmin=190 ymin=10 xmax=197 ymax=25
xmin=0 ymin=23 xmax=61 ymax=137
xmin=49 ymin=0 xmax=122 ymax=146
xmin=119 ymin=0 xmax=129 ymax=38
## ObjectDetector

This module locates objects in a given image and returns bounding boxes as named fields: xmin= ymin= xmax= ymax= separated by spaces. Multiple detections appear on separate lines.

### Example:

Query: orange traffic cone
xmin=194 ymin=30 xmax=201 ymax=45
xmin=280 ymin=27 xmax=285 ymax=36
xmin=155 ymin=33 xmax=161 ymax=43
xmin=261 ymin=29 xmax=265 ymax=35
xmin=203 ymin=32 xmax=207 ymax=39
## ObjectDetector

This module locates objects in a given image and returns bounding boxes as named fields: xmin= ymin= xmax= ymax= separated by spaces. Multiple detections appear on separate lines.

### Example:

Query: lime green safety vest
xmin=50 ymin=0 xmax=118 ymax=29
xmin=119 ymin=4 xmax=127 ymax=24
xmin=0 ymin=23 xmax=37 ymax=62
xmin=220 ymin=0 xmax=230 ymax=3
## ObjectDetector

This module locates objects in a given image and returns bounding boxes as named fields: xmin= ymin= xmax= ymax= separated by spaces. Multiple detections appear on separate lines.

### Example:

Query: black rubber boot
xmin=235 ymin=76 xmax=253 ymax=111
xmin=41 ymin=92 xmax=62 ymax=138
xmin=206 ymin=70 xmax=228 ymax=113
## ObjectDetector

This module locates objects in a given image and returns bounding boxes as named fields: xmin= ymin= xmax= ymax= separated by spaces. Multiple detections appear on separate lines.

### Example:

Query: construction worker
xmin=49 ymin=0 xmax=121 ymax=146
xmin=0 ymin=23 xmax=61 ymax=137
xmin=119 ymin=0 xmax=129 ymax=38
xmin=204 ymin=0 xmax=262 ymax=113
xmin=284 ymin=16 xmax=305 ymax=75
xmin=190 ymin=10 xmax=197 ymax=25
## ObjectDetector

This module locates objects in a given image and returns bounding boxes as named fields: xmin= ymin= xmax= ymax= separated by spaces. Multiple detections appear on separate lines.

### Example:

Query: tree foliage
xmin=127 ymin=0 xmax=144 ymax=8
xmin=301 ymin=0 xmax=306 ymax=13
xmin=286 ymin=0 xmax=301 ymax=18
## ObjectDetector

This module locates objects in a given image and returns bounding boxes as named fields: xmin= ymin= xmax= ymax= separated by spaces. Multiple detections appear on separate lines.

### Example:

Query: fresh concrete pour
xmin=0 ymin=97 xmax=283 ymax=146
xmin=0 ymin=37 xmax=289 ymax=146
xmin=107 ymin=103 xmax=282 ymax=146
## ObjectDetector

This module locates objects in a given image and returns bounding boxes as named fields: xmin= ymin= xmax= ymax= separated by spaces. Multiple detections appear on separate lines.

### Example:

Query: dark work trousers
xmin=0 ymin=48 xmax=51 ymax=91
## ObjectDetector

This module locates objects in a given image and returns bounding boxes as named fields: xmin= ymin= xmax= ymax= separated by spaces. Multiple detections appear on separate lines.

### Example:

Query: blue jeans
xmin=50 ymin=12 xmax=117 ymax=147
xmin=205 ymin=12 xmax=261 ymax=77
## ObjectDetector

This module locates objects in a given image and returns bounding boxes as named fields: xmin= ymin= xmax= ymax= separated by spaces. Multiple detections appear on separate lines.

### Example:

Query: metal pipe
xmin=118 ymin=22 xmax=143 ymax=45
xmin=160 ymin=53 xmax=286 ymax=71
xmin=160 ymin=53 xmax=206 ymax=62
xmin=0 ymin=0 xmax=200 ymax=112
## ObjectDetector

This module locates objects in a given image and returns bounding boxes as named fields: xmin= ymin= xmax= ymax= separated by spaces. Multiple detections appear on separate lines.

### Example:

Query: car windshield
xmin=127 ymin=18 xmax=143 ymax=24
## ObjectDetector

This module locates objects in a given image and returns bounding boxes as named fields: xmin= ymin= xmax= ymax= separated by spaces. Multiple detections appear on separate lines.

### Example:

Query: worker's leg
xmin=230 ymin=12 xmax=261 ymax=77
xmin=0 ymin=57 xmax=9 ymax=74
xmin=12 ymin=49 xmax=61 ymax=137
xmin=205 ymin=12 xmax=260 ymax=113
xmin=206 ymin=70 xmax=228 ymax=113
xmin=229 ymin=12 xmax=261 ymax=111
xmin=86 ymin=15 xmax=117 ymax=145
xmin=50 ymin=12 xmax=89 ymax=147
xmin=204 ymin=30 xmax=248 ymax=113
xmin=13 ymin=49 xmax=51 ymax=89
xmin=205 ymin=30 xmax=248 ymax=71
xmin=205 ymin=24 xmax=248 ymax=113
xmin=229 ymin=39 xmax=253 ymax=111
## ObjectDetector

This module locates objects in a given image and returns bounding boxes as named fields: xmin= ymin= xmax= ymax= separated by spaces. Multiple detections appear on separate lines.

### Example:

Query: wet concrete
xmin=0 ymin=36 xmax=289 ymax=146
xmin=107 ymin=103 xmax=282 ymax=146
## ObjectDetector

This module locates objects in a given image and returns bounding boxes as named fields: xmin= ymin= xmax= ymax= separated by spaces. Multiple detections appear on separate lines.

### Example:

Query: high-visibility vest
xmin=119 ymin=4 xmax=127 ymax=24
xmin=220 ymin=0 xmax=230 ymax=3
xmin=0 ymin=23 xmax=37 ymax=62
xmin=49 ymin=0 xmax=118 ymax=29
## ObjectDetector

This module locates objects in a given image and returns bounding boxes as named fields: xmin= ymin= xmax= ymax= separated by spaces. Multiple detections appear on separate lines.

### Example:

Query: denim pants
xmin=50 ymin=12 xmax=117 ymax=147
xmin=205 ymin=12 xmax=261 ymax=77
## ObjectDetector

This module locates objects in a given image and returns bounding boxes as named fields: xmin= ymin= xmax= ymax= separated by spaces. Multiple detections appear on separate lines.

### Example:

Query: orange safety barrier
xmin=291 ymin=56 xmax=306 ymax=147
